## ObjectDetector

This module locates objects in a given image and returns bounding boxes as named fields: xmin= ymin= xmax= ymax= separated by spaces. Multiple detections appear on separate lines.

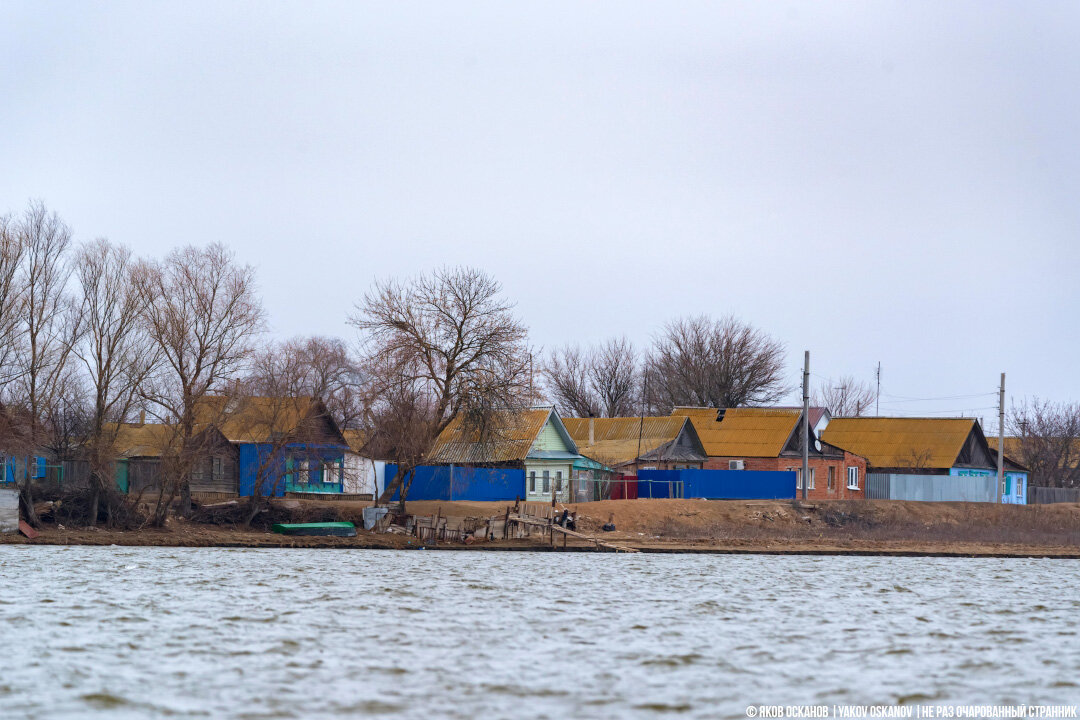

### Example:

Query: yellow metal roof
xmin=427 ymin=409 xmax=553 ymax=464
xmin=193 ymin=396 xmax=333 ymax=444
xmin=821 ymin=417 xmax=976 ymax=469
xmin=671 ymin=407 xmax=800 ymax=458
xmin=342 ymin=428 xmax=369 ymax=454
xmin=562 ymin=416 xmax=690 ymax=467
xmin=111 ymin=422 xmax=177 ymax=458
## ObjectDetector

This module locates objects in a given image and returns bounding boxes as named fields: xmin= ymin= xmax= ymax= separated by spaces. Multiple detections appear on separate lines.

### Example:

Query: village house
xmin=562 ymin=416 xmax=707 ymax=474
xmin=196 ymin=396 xmax=350 ymax=498
xmin=821 ymin=417 xmax=1002 ymax=502
xmin=425 ymin=406 xmax=581 ymax=502
xmin=111 ymin=397 xmax=350 ymax=500
xmin=671 ymin=407 xmax=867 ymax=500
xmin=0 ymin=403 xmax=51 ymax=488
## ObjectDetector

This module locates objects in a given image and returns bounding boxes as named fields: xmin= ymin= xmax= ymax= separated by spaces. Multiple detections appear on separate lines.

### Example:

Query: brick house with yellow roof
xmin=672 ymin=407 xmax=867 ymax=500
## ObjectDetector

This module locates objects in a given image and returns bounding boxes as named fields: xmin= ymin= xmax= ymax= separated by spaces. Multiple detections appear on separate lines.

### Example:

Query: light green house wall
xmin=524 ymin=413 xmax=577 ymax=502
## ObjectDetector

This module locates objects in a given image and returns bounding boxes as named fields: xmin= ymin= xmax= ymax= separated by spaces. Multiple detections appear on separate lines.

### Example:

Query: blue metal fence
xmin=386 ymin=465 xmax=525 ymax=502
xmin=639 ymin=469 xmax=795 ymax=500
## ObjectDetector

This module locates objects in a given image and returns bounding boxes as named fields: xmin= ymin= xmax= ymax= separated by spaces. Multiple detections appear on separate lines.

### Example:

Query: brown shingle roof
xmin=562 ymin=416 xmax=692 ymax=467
xmin=671 ymin=407 xmax=801 ymax=458
xmin=821 ymin=417 xmax=975 ymax=469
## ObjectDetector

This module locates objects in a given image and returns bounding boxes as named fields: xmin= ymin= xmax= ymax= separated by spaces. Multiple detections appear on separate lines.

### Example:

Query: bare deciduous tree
xmin=9 ymin=202 xmax=83 ymax=525
xmin=814 ymin=375 xmax=876 ymax=417
xmin=1008 ymin=398 xmax=1080 ymax=488
xmin=0 ymin=213 xmax=26 ymax=388
xmin=543 ymin=337 xmax=639 ymax=418
xmin=354 ymin=356 xmax=438 ymax=506
xmin=247 ymin=336 xmax=364 ymax=430
xmin=141 ymin=243 xmax=265 ymax=522
xmin=348 ymin=266 xmax=533 ymax=504
xmin=74 ymin=239 xmax=159 ymax=525
xmin=544 ymin=345 xmax=598 ymax=418
xmin=647 ymin=315 xmax=787 ymax=411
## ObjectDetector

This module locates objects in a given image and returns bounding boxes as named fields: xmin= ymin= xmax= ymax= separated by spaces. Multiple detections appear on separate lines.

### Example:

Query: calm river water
xmin=1 ymin=547 xmax=1078 ymax=719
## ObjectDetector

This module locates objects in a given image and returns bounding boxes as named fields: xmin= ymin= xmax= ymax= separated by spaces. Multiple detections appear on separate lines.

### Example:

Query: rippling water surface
xmin=1 ymin=547 xmax=1078 ymax=718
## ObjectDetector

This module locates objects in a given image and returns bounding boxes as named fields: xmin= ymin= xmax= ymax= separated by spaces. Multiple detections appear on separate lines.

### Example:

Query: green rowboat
xmin=271 ymin=521 xmax=357 ymax=537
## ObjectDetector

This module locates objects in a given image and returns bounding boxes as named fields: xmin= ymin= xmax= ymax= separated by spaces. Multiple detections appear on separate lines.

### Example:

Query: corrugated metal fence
xmin=1028 ymin=486 xmax=1080 ymax=504
xmin=386 ymin=465 xmax=525 ymax=502
xmin=639 ymin=469 xmax=795 ymax=500
xmin=866 ymin=473 xmax=997 ymax=502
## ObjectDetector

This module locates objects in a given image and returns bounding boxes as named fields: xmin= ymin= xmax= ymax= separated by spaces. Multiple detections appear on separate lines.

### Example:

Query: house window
xmin=1016 ymin=479 xmax=1024 ymax=497
xmin=212 ymin=456 xmax=223 ymax=478
xmin=827 ymin=466 xmax=835 ymax=490
xmin=324 ymin=459 xmax=341 ymax=484
xmin=847 ymin=466 xmax=859 ymax=490
xmin=529 ymin=472 xmax=536 ymax=492
xmin=808 ymin=468 xmax=815 ymax=489
xmin=556 ymin=471 xmax=562 ymax=491
xmin=298 ymin=459 xmax=309 ymax=485
xmin=792 ymin=468 xmax=801 ymax=489
xmin=542 ymin=470 xmax=550 ymax=493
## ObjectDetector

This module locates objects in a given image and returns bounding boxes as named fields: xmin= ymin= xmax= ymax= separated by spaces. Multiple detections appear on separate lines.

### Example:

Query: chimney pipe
xmin=589 ymin=417 xmax=595 ymax=446
xmin=139 ymin=409 xmax=146 ymax=426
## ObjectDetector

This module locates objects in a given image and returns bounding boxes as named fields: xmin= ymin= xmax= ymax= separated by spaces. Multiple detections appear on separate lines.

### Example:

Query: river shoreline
xmin=4 ymin=524 xmax=1080 ymax=558
xmin=5 ymin=497 xmax=1080 ymax=557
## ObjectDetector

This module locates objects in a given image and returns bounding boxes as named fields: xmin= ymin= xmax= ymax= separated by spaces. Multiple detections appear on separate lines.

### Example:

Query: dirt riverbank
xmin=4 ymin=499 xmax=1080 ymax=556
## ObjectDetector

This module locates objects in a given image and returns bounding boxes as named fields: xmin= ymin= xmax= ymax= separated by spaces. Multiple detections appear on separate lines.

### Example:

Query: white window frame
xmin=542 ymin=470 xmax=550 ymax=493
xmin=846 ymin=466 xmax=859 ymax=490
xmin=808 ymin=468 xmax=815 ymax=490
xmin=529 ymin=471 xmax=536 ymax=493
xmin=827 ymin=466 xmax=835 ymax=490
xmin=555 ymin=470 xmax=562 ymax=492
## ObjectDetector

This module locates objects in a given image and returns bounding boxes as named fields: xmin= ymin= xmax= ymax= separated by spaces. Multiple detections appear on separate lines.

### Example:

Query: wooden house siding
xmin=531 ymin=418 xmax=574 ymax=454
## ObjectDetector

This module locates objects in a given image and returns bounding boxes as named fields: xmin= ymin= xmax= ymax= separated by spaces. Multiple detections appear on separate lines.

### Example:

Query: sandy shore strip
xmin=4 ymin=498 xmax=1080 ymax=557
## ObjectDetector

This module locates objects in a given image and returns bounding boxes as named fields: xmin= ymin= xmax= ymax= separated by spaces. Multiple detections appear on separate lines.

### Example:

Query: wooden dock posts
xmin=407 ymin=500 xmax=638 ymax=552
xmin=505 ymin=501 xmax=638 ymax=553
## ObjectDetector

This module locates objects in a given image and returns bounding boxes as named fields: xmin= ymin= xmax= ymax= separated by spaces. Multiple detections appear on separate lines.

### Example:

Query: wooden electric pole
xmin=802 ymin=351 xmax=810 ymax=501
xmin=998 ymin=372 xmax=1005 ymax=504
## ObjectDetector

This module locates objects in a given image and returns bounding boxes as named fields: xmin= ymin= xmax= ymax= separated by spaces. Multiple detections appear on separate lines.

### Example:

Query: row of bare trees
xmin=544 ymin=316 xmax=790 ymax=417
xmin=4 ymin=200 xmax=1078 ymax=523
xmin=0 ymin=203 xmax=273 ymax=525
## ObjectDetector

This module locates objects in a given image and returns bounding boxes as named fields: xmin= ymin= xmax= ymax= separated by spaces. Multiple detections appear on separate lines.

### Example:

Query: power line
xmin=879 ymin=392 xmax=997 ymax=404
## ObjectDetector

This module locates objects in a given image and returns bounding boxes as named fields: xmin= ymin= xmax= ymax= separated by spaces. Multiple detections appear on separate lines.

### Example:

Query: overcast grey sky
xmin=2 ymin=1 xmax=1077 ymax=423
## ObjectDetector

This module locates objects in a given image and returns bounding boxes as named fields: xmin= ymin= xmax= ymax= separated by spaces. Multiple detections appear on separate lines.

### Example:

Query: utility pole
xmin=998 ymin=372 xmax=1005 ymax=504
xmin=636 ymin=364 xmax=648 ymax=467
xmin=875 ymin=362 xmax=881 ymax=416
xmin=802 ymin=351 xmax=810 ymax=501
